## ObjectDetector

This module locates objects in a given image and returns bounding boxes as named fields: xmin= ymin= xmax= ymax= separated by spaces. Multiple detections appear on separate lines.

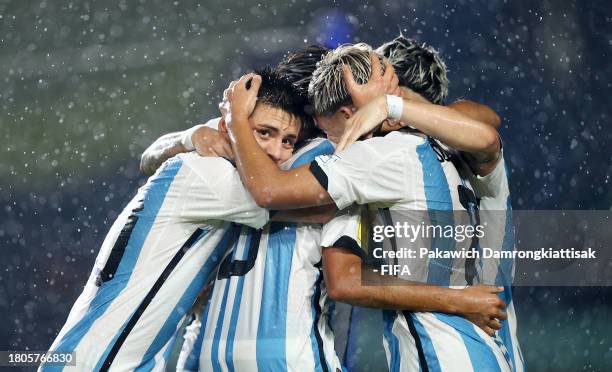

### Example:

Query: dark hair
xmin=376 ymin=35 xmax=449 ymax=104
xmin=252 ymin=66 xmax=309 ymax=131
xmin=276 ymin=44 xmax=330 ymax=95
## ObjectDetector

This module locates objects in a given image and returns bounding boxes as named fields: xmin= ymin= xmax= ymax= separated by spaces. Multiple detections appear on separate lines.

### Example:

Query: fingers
xmin=342 ymin=64 xmax=358 ymax=92
xmin=382 ymin=59 xmax=394 ymax=81
xmin=335 ymin=121 xmax=358 ymax=153
xmin=250 ymin=74 xmax=262 ymax=92
xmin=335 ymin=129 xmax=350 ymax=153
xmin=478 ymin=324 xmax=496 ymax=337
xmin=389 ymin=73 xmax=399 ymax=94
xmin=370 ymin=52 xmax=382 ymax=78
xmin=392 ymin=85 xmax=402 ymax=97
xmin=495 ymin=310 xmax=508 ymax=321
xmin=487 ymin=318 xmax=502 ymax=331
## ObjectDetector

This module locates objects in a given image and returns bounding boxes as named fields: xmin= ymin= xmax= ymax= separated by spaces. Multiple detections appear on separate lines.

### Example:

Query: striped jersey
xmin=313 ymin=131 xmax=512 ymax=372
xmin=41 ymin=153 xmax=268 ymax=371
xmin=180 ymin=137 xmax=343 ymax=372
xmin=466 ymin=149 xmax=525 ymax=372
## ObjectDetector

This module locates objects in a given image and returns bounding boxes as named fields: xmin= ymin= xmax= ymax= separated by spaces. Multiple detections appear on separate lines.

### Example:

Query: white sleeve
xmin=203 ymin=117 xmax=221 ymax=130
xmin=178 ymin=155 xmax=268 ymax=228
xmin=310 ymin=138 xmax=410 ymax=209
xmin=468 ymin=150 xmax=508 ymax=199
xmin=321 ymin=205 xmax=366 ymax=257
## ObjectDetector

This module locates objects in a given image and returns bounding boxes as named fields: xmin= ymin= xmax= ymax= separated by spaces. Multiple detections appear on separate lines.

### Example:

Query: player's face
xmin=314 ymin=107 xmax=354 ymax=145
xmin=250 ymin=103 xmax=300 ymax=164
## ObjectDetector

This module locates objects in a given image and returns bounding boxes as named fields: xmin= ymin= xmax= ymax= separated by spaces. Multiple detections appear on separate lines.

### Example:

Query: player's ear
xmin=339 ymin=106 xmax=354 ymax=120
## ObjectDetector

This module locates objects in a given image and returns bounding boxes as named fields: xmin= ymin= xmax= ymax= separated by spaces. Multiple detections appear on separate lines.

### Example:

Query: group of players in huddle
xmin=42 ymin=35 xmax=524 ymax=372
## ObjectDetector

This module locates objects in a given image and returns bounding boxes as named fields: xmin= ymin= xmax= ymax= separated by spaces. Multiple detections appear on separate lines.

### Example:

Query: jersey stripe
xmin=211 ymin=278 xmax=232 ymax=371
xmin=432 ymin=313 xmax=503 ymax=371
xmin=42 ymin=159 xmax=183 ymax=372
xmin=98 ymin=227 xmax=209 ymax=370
xmin=383 ymin=312 xmax=402 ymax=372
xmin=225 ymin=229 xmax=257 ymax=371
xmin=407 ymin=313 xmax=441 ymax=372
xmin=309 ymin=271 xmax=330 ymax=372
xmin=291 ymin=140 xmax=335 ymax=168
xmin=136 ymin=226 xmax=235 ymax=369
xmin=416 ymin=141 xmax=456 ymax=287
xmin=255 ymin=222 xmax=296 ymax=371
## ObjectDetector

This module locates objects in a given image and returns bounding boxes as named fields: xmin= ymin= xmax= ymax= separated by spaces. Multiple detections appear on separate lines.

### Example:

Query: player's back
xmin=41 ymin=153 xmax=267 ymax=371
xmin=467 ymin=149 xmax=525 ymax=372
xmin=312 ymin=131 xmax=511 ymax=372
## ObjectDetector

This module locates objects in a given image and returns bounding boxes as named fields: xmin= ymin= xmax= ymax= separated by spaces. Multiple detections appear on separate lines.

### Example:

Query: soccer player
xmin=336 ymin=35 xmax=524 ymax=372
xmin=40 ymin=68 xmax=308 ymax=371
xmin=222 ymin=43 xmax=511 ymax=371
xmin=141 ymin=43 xmax=510 ymax=371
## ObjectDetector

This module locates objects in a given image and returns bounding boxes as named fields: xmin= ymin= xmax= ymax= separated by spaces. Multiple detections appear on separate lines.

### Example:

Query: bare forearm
xmin=230 ymin=118 xmax=331 ymax=209
xmin=448 ymin=100 xmax=501 ymax=128
xmin=400 ymin=99 xmax=499 ymax=155
xmin=140 ymin=132 xmax=187 ymax=176
xmin=271 ymin=204 xmax=338 ymax=224
xmin=326 ymin=261 xmax=464 ymax=313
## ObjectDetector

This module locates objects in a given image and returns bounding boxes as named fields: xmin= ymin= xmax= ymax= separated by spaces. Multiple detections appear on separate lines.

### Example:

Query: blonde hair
xmin=308 ymin=43 xmax=385 ymax=116
xmin=376 ymin=35 xmax=448 ymax=104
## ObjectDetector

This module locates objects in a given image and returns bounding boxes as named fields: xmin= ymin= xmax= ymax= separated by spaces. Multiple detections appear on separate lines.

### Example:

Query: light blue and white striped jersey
xmin=467 ymin=150 xmax=525 ymax=372
xmin=314 ymin=131 xmax=512 ymax=372
xmin=180 ymin=137 xmax=343 ymax=372
xmin=41 ymin=153 xmax=268 ymax=371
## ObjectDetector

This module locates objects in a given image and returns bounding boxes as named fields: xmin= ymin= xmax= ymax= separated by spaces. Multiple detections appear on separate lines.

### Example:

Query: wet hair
xmin=277 ymin=44 xmax=330 ymax=95
xmin=376 ymin=35 xmax=449 ymax=104
xmin=252 ymin=66 xmax=309 ymax=130
xmin=308 ymin=43 xmax=386 ymax=117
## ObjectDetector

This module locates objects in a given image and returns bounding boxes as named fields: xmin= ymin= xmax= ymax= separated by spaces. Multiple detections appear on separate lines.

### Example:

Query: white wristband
xmin=386 ymin=95 xmax=404 ymax=121
xmin=180 ymin=124 xmax=206 ymax=151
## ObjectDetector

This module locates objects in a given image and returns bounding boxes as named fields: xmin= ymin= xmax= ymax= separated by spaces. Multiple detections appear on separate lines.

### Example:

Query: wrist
xmin=181 ymin=124 xmax=206 ymax=151
xmin=386 ymin=94 xmax=404 ymax=121
xmin=445 ymin=288 xmax=465 ymax=314
xmin=226 ymin=116 xmax=249 ymax=143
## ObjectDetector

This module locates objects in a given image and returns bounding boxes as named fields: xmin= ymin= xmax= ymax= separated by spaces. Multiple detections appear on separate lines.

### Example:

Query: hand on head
xmin=341 ymin=52 xmax=401 ymax=109
xmin=220 ymin=72 xmax=262 ymax=128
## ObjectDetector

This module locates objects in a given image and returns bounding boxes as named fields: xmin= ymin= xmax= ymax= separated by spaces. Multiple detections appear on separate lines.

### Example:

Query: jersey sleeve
xmin=321 ymin=205 xmax=385 ymax=268
xmin=309 ymin=137 xmax=411 ymax=210
xmin=468 ymin=149 xmax=508 ymax=199
xmin=178 ymin=155 xmax=269 ymax=228
xmin=320 ymin=205 xmax=366 ymax=257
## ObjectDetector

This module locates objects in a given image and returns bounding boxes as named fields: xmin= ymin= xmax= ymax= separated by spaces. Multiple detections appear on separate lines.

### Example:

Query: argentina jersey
xmin=467 ymin=149 xmax=525 ymax=372
xmin=312 ymin=131 xmax=512 ymax=372
xmin=179 ymin=137 xmax=342 ymax=372
xmin=41 ymin=152 xmax=268 ymax=371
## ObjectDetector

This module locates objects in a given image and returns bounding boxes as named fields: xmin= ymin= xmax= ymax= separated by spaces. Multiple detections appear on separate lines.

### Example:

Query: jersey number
xmin=217 ymin=229 xmax=262 ymax=279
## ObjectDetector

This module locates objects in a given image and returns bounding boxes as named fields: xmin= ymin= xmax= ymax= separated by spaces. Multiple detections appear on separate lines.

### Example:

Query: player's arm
xmin=339 ymin=65 xmax=501 ymax=175
xmin=448 ymin=99 xmax=501 ymax=129
xmin=140 ymin=119 xmax=233 ymax=176
xmin=140 ymin=131 xmax=188 ymax=176
xmin=400 ymin=87 xmax=501 ymax=129
xmin=271 ymin=205 xmax=338 ymax=224
xmin=224 ymin=73 xmax=333 ymax=209
xmin=337 ymin=95 xmax=499 ymax=158
xmin=322 ymin=246 xmax=506 ymax=336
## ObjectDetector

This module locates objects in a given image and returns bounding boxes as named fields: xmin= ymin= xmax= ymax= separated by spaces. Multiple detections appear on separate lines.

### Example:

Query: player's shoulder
xmin=343 ymin=130 xmax=426 ymax=160
xmin=284 ymin=136 xmax=335 ymax=169
xmin=178 ymin=152 xmax=237 ymax=179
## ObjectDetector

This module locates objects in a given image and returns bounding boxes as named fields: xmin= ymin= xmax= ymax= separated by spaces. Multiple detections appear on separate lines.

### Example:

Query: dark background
xmin=1 ymin=0 xmax=610 ymax=370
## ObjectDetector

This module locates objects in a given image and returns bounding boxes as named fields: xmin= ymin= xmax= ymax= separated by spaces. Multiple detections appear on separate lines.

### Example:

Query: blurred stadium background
xmin=1 ymin=0 xmax=611 ymax=370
